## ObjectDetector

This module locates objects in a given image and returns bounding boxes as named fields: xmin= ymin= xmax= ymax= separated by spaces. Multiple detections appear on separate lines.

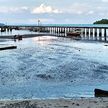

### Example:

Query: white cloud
xmin=32 ymin=4 xmax=62 ymax=14
xmin=65 ymin=3 xmax=90 ymax=15
xmin=0 ymin=6 xmax=29 ymax=13
xmin=87 ymin=10 xmax=94 ymax=15
xmin=102 ymin=0 xmax=108 ymax=2
xmin=63 ymin=3 xmax=97 ymax=15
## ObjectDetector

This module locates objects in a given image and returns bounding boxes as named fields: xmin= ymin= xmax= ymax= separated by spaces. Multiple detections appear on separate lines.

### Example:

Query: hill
xmin=0 ymin=23 xmax=5 ymax=26
xmin=94 ymin=19 xmax=108 ymax=24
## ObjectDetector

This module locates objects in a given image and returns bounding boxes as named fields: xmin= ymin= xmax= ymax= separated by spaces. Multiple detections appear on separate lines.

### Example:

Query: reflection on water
xmin=32 ymin=36 xmax=58 ymax=46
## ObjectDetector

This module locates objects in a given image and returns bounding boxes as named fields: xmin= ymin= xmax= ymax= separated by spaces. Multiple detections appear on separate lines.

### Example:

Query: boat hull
xmin=67 ymin=32 xmax=81 ymax=39
xmin=94 ymin=89 xmax=108 ymax=97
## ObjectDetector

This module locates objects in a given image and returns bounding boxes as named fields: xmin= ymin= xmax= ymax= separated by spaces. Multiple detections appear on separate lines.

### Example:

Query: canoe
xmin=94 ymin=89 xmax=108 ymax=97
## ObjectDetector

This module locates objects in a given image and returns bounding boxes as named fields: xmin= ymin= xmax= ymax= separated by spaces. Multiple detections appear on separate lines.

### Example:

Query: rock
xmin=36 ymin=74 xmax=53 ymax=80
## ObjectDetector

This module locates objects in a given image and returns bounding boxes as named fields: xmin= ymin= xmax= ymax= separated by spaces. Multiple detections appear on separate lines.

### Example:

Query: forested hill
xmin=94 ymin=19 xmax=108 ymax=24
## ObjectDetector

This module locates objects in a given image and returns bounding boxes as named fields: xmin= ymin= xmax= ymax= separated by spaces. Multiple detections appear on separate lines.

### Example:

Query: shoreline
xmin=0 ymin=33 xmax=58 ymax=39
xmin=0 ymin=98 xmax=108 ymax=108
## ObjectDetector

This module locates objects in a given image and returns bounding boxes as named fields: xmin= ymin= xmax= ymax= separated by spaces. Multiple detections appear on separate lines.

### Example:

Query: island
xmin=94 ymin=19 xmax=108 ymax=24
xmin=0 ymin=23 xmax=5 ymax=26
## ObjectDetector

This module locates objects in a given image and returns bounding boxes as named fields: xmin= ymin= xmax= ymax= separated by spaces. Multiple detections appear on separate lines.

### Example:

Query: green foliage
xmin=94 ymin=19 xmax=108 ymax=24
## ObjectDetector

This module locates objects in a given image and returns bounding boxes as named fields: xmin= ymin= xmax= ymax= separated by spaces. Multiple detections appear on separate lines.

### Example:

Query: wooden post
xmin=53 ymin=27 xmax=55 ymax=33
xmin=86 ymin=28 xmax=89 ymax=39
xmin=59 ymin=27 xmax=61 ymax=36
xmin=87 ymin=28 xmax=89 ymax=35
xmin=90 ymin=28 xmax=93 ymax=40
xmin=63 ymin=28 xmax=65 ymax=36
xmin=50 ymin=27 xmax=52 ymax=33
xmin=70 ymin=28 xmax=72 ymax=32
xmin=104 ymin=28 xmax=107 ymax=41
xmin=99 ymin=29 xmax=102 ymax=41
xmin=64 ymin=28 xmax=66 ymax=36
xmin=57 ymin=27 xmax=59 ymax=34
xmin=54 ymin=27 xmax=55 ymax=33
xmin=69 ymin=27 xmax=71 ymax=32
xmin=57 ymin=27 xmax=59 ymax=33
xmin=82 ymin=28 xmax=85 ymax=38
xmin=94 ymin=28 xmax=98 ymax=40
xmin=56 ymin=27 xmax=57 ymax=34
xmin=66 ymin=28 xmax=68 ymax=36
xmin=56 ymin=27 xmax=57 ymax=33
xmin=49 ymin=27 xmax=50 ymax=33
xmin=52 ymin=27 xmax=54 ymax=34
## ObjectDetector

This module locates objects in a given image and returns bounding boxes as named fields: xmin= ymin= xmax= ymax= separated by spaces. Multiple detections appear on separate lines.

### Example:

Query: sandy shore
xmin=0 ymin=98 xmax=108 ymax=108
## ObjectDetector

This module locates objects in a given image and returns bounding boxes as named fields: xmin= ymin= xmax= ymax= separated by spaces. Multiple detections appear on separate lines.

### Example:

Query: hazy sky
xmin=0 ymin=0 xmax=108 ymax=24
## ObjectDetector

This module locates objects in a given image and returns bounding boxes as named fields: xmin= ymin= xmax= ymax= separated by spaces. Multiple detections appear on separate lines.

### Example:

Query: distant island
xmin=94 ymin=19 xmax=108 ymax=24
xmin=0 ymin=23 xmax=5 ymax=26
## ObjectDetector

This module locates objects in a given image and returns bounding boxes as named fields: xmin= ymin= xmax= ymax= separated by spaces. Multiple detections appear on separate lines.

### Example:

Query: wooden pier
xmin=0 ymin=25 xmax=108 ymax=41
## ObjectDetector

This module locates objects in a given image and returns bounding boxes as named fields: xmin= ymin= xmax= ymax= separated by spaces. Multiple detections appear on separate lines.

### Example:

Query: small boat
xmin=94 ymin=89 xmax=108 ymax=97
xmin=67 ymin=32 xmax=81 ymax=39
xmin=14 ymin=35 xmax=22 ymax=40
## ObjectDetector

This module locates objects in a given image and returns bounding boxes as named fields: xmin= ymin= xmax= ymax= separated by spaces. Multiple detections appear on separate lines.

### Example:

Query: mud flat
xmin=0 ymin=98 xmax=108 ymax=108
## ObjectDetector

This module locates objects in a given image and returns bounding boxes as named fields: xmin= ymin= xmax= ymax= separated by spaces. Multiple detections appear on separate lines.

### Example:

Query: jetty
xmin=0 ymin=25 xmax=108 ymax=41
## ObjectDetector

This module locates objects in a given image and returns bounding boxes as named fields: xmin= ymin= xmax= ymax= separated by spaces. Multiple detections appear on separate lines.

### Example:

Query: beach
xmin=0 ymin=98 xmax=108 ymax=108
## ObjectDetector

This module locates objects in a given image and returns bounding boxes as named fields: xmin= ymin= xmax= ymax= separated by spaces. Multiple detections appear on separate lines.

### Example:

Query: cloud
xmin=32 ymin=4 xmax=62 ymax=14
xmin=87 ymin=10 xmax=94 ymax=15
xmin=0 ymin=6 xmax=29 ymax=13
xmin=64 ymin=3 xmax=90 ymax=15
xmin=63 ymin=3 xmax=97 ymax=16
xmin=102 ymin=0 xmax=108 ymax=2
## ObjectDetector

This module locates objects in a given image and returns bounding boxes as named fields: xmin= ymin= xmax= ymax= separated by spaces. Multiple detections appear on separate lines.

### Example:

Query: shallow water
xmin=0 ymin=36 xmax=108 ymax=99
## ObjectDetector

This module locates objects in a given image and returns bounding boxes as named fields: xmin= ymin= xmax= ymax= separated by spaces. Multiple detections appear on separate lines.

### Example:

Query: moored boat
xmin=67 ymin=32 xmax=81 ymax=39
xmin=94 ymin=89 xmax=108 ymax=97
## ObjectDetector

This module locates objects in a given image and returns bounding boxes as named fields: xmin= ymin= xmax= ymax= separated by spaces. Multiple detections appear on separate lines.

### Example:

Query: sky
xmin=0 ymin=0 xmax=108 ymax=24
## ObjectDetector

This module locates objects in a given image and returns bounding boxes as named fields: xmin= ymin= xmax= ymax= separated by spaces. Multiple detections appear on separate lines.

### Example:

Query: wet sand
xmin=0 ymin=98 xmax=108 ymax=108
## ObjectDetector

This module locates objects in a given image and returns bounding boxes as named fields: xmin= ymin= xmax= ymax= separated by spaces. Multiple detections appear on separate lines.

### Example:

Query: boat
xmin=14 ymin=35 xmax=22 ymax=40
xmin=67 ymin=32 xmax=81 ymax=39
xmin=94 ymin=89 xmax=108 ymax=97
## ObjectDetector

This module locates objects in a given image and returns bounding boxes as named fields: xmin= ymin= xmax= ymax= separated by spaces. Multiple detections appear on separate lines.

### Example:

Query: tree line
xmin=94 ymin=19 xmax=108 ymax=24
